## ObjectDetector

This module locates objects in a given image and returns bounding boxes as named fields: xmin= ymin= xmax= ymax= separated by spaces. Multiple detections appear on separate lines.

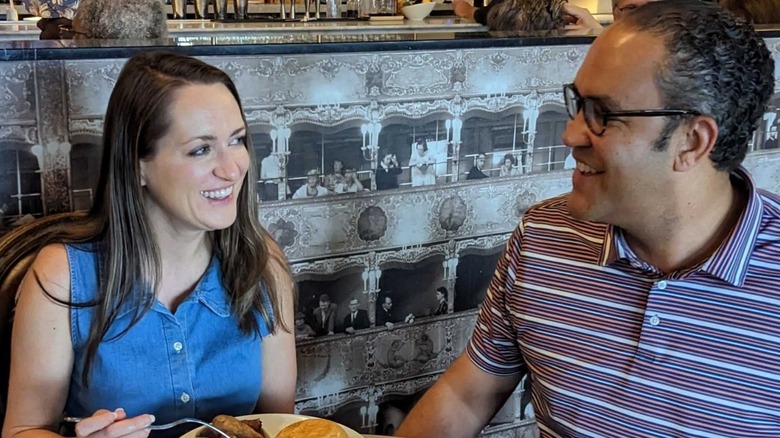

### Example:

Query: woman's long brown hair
xmin=0 ymin=51 xmax=293 ymax=387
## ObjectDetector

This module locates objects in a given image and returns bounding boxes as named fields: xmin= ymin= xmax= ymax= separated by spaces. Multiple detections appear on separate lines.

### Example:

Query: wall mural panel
xmin=1 ymin=37 xmax=779 ymax=436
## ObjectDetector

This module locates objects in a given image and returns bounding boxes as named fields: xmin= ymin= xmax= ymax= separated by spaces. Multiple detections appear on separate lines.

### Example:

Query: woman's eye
xmin=230 ymin=136 xmax=246 ymax=146
xmin=189 ymin=145 xmax=211 ymax=157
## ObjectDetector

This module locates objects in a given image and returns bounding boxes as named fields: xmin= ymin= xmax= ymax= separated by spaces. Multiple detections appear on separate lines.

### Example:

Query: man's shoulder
xmin=517 ymin=194 xmax=611 ymax=255
xmin=758 ymin=189 xmax=780 ymax=219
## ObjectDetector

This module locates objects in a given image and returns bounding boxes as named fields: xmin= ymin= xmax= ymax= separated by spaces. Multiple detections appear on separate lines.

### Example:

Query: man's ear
xmin=674 ymin=115 xmax=718 ymax=172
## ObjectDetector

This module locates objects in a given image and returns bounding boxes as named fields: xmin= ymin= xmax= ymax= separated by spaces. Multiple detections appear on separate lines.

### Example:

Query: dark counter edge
xmin=1 ymin=27 xmax=778 ymax=62
xmin=2 ymin=32 xmax=602 ymax=61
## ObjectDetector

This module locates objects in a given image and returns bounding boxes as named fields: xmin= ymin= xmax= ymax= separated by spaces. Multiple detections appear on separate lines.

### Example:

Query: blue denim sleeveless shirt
xmin=63 ymin=244 xmax=271 ymax=426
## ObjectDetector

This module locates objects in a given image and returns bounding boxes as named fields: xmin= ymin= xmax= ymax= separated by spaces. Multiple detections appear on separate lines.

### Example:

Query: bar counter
xmin=0 ymin=23 xmax=779 ymax=437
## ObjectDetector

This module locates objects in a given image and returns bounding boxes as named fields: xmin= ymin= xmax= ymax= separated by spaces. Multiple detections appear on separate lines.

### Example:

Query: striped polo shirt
xmin=467 ymin=167 xmax=780 ymax=438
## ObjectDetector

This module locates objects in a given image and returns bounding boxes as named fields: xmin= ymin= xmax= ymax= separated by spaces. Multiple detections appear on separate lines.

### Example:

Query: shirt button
xmin=657 ymin=280 xmax=668 ymax=290
xmin=173 ymin=342 xmax=183 ymax=352
xmin=649 ymin=315 xmax=661 ymax=326
xmin=180 ymin=392 xmax=191 ymax=403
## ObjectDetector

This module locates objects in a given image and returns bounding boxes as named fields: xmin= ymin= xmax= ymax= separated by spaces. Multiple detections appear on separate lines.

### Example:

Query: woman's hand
xmin=74 ymin=409 xmax=154 ymax=438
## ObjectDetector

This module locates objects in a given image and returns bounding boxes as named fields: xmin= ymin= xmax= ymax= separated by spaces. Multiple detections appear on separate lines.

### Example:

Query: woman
xmin=499 ymin=153 xmax=519 ymax=177
xmin=409 ymin=139 xmax=436 ymax=187
xmin=1 ymin=52 xmax=296 ymax=438
xmin=335 ymin=166 xmax=365 ymax=194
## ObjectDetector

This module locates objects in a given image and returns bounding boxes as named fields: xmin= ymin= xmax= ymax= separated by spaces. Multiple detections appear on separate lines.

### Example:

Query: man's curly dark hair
xmin=619 ymin=0 xmax=775 ymax=172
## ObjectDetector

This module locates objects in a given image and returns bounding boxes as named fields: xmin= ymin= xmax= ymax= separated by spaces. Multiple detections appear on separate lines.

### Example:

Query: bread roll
xmin=275 ymin=419 xmax=348 ymax=438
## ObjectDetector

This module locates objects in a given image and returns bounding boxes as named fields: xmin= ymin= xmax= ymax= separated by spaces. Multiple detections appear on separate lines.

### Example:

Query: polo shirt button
xmin=181 ymin=392 xmax=191 ymax=403
xmin=173 ymin=342 xmax=183 ymax=352
xmin=656 ymin=280 xmax=668 ymax=290
xmin=649 ymin=315 xmax=661 ymax=326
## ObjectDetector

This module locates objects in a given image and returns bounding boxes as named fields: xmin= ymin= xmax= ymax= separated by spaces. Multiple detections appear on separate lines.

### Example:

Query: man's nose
xmin=562 ymin=111 xmax=591 ymax=149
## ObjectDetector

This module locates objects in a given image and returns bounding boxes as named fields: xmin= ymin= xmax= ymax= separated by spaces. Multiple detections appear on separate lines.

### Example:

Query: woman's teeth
xmin=201 ymin=186 xmax=233 ymax=199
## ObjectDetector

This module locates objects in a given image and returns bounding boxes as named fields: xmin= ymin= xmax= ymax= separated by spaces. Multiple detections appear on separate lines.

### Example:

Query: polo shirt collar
xmin=599 ymin=167 xmax=762 ymax=287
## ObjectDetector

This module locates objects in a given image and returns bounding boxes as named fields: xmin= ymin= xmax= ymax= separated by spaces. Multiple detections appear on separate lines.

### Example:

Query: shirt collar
xmin=600 ymin=167 xmax=762 ymax=286
xmin=114 ymin=255 xmax=231 ymax=320
xmin=186 ymin=255 xmax=232 ymax=317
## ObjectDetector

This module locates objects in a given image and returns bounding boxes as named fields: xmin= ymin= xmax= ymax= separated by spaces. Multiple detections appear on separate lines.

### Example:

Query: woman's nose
xmin=214 ymin=149 xmax=242 ymax=181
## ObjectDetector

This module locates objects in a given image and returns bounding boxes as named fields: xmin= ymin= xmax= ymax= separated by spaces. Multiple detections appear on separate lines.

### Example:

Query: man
xmin=465 ymin=154 xmax=489 ymax=180
xmin=375 ymin=296 xmax=396 ymax=329
xmin=397 ymin=2 xmax=777 ymax=437
xmin=343 ymin=298 xmax=370 ymax=333
xmin=375 ymin=153 xmax=403 ymax=191
xmin=312 ymin=294 xmax=338 ymax=336
xmin=433 ymin=287 xmax=448 ymax=316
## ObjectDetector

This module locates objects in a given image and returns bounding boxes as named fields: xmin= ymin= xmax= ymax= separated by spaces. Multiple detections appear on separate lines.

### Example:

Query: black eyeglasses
xmin=58 ymin=24 xmax=87 ymax=39
xmin=563 ymin=84 xmax=700 ymax=136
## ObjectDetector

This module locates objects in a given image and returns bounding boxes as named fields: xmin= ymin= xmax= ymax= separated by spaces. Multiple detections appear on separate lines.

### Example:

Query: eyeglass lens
xmin=563 ymin=85 xmax=605 ymax=135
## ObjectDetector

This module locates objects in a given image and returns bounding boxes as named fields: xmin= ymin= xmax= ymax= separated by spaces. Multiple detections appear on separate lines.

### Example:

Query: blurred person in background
xmin=454 ymin=0 xmax=601 ymax=31
xmin=719 ymin=0 xmax=780 ymax=23
xmin=40 ymin=0 xmax=167 ymax=39
xmin=64 ymin=0 xmax=167 ymax=39
xmin=23 ymin=0 xmax=79 ymax=19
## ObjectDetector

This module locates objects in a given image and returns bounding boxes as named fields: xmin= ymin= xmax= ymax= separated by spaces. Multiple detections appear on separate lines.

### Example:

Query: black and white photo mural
xmin=1 ymin=36 xmax=778 ymax=438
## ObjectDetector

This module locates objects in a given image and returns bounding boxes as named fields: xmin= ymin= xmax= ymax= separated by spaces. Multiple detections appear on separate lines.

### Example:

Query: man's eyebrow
xmin=588 ymin=93 xmax=623 ymax=110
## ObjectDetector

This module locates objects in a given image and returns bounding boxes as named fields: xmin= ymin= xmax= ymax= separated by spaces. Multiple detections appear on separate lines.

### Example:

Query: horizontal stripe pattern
xmin=467 ymin=168 xmax=780 ymax=437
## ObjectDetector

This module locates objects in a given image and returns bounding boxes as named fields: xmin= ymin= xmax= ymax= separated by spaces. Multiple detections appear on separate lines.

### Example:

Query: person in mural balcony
xmin=294 ymin=312 xmax=317 ymax=340
xmin=397 ymin=2 xmax=778 ymax=437
xmin=1 ymin=52 xmax=297 ymax=438
xmin=376 ymin=295 xmax=415 ymax=329
xmin=343 ymin=298 xmax=370 ymax=333
xmin=433 ymin=287 xmax=448 ymax=316
xmin=312 ymin=293 xmax=338 ymax=336
xmin=325 ymin=159 xmax=345 ymax=192
xmin=375 ymin=295 xmax=396 ymax=329
xmin=335 ymin=166 xmax=366 ymax=194
xmin=498 ymin=153 xmax=519 ymax=177
xmin=409 ymin=138 xmax=437 ymax=187
xmin=292 ymin=168 xmax=330 ymax=199
xmin=465 ymin=153 xmax=489 ymax=180
xmin=375 ymin=153 xmax=402 ymax=190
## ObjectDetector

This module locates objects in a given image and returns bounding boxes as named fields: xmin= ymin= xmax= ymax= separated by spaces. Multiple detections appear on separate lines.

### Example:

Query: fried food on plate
xmin=275 ymin=418 xmax=348 ymax=438
xmin=199 ymin=415 xmax=264 ymax=438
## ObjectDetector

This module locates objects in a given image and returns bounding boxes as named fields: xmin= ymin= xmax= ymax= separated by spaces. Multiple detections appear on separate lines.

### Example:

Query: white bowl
xmin=401 ymin=2 xmax=436 ymax=21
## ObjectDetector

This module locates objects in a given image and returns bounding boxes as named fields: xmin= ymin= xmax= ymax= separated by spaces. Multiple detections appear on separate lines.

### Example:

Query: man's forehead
xmin=575 ymin=26 xmax=665 ymax=97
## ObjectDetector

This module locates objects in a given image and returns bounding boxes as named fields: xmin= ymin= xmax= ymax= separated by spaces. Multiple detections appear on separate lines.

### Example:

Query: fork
xmin=62 ymin=416 xmax=232 ymax=438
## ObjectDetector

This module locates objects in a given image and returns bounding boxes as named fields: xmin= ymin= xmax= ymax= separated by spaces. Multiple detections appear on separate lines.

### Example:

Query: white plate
xmin=180 ymin=414 xmax=363 ymax=438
